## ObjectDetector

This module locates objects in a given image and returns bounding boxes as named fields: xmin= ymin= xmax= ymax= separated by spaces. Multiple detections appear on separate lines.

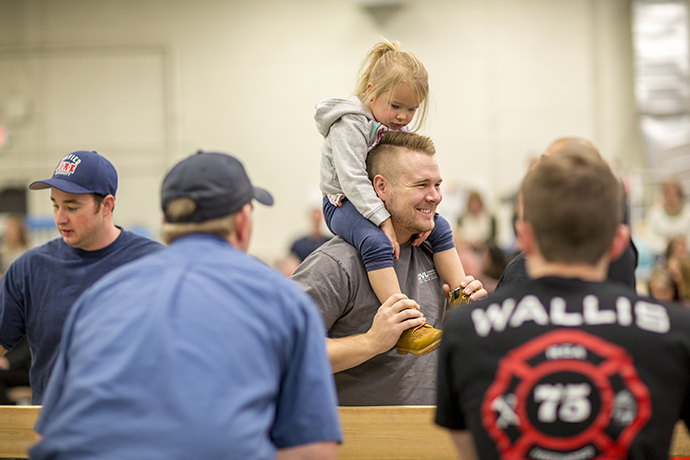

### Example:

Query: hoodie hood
xmin=314 ymin=97 xmax=373 ymax=138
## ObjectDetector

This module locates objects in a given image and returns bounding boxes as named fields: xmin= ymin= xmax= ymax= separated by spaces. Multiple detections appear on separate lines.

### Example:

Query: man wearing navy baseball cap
xmin=0 ymin=151 xmax=162 ymax=405
xmin=31 ymin=151 xmax=341 ymax=459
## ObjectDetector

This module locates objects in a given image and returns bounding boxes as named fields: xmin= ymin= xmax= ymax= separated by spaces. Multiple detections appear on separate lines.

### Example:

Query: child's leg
xmin=322 ymin=197 xmax=402 ymax=304
xmin=324 ymin=197 xmax=442 ymax=356
xmin=367 ymin=267 xmax=402 ymax=304
xmin=427 ymin=215 xmax=468 ymax=301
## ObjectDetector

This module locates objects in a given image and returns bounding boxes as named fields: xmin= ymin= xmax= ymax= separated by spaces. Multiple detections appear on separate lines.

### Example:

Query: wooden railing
xmin=1 ymin=405 xmax=689 ymax=458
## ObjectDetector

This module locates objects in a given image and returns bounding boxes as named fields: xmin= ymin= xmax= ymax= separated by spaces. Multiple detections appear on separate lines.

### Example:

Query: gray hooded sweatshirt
xmin=315 ymin=96 xmax=391 ymax=227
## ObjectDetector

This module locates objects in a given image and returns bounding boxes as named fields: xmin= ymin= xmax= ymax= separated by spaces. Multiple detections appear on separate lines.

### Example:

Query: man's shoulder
xmin=89 ymin=243 xmax=167 ymax=286
xmin=118 ymin=230 xmax=164 ymax=250
xmin=307 ymin=236 xmax=360 ymax=263
xmin=451 ymin=277 xmax=615 ymax=320
xmin=301 ymin=237 xmax=432 ymax=269
xmin=290 ymin=237 xmax=364 ymax=294
xmin=10 ymin=237 xmax=70 ymax=264
xmin=111 ymin=230 xmax=163 ymax=260
xmin=479 ymin=276 xmax=629 ymax=305
xmin=494 ymin=251 xmax=527 ymax=293
xmin=84 ymin=238 xmax=315 ymax=315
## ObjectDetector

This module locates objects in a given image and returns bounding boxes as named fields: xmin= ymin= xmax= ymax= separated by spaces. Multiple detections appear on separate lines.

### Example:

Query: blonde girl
xmin=315 ymin=40 xmax=469 ymax=356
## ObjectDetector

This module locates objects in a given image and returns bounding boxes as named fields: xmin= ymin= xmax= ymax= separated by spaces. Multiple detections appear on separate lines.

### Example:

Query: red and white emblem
xmin=482 ymin=329 xmax=651 ymax=459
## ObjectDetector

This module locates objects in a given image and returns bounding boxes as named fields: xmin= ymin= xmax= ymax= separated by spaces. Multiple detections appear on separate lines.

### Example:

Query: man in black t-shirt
xmin=436 ymin=147 xmax=690 ymax=459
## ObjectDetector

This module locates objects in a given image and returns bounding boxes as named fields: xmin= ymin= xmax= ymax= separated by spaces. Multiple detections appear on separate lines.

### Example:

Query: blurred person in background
xmin=665 ymin=234 xmax=689 ymax=261
xmin=647 ymin=179 xmax=690 ymax=261
xmin=665 ymin=237 xmax=690 ymax=305
xmin=455 ymin=190 xmax=496 ymax=251
xmin=0 ymin=215 xmax=32 ymax=404
xmin=455 ymin=239 xmax=508 ymax=294
xmin=279 ymin=204 xmax=332 ymax=276
xmin=0 ymin=214 xmax=30 ymax=275
xmin=0 ymin=334 xmax=30 ymax=405
xmin=279 ymin=203 xmax=332 ymax=277
xmin=480 ymin=242 xmax=508 ymax=292
xmin=290 ymin=206 xmax=332 ymax=263
xmin=647 ymin=266 xmax=681 ymax=303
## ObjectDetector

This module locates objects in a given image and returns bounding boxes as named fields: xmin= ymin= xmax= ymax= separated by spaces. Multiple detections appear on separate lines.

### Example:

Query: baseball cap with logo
xmin=29 ymin=151 xmax=118 ymax=197
xmin=161 ymin=151 xmax=274 ymax=223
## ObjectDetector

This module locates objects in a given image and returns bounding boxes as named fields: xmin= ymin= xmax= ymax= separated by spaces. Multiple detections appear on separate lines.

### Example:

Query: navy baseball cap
xmin=161 ymin=151 xmax=273 ymax=223
xmin=29 ymin=151 xmax=118 ymax=197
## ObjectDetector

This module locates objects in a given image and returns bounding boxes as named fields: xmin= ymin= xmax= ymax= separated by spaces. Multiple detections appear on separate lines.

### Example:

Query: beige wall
xmin=0 ymin=0 xmax=645 ymax=262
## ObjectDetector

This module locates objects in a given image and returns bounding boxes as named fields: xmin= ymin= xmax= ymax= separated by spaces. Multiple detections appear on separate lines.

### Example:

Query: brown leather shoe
xmin=447 ymin=287 xmax=470 ymax=308
xmin=395 ymin=323 xmax=443 ymax=356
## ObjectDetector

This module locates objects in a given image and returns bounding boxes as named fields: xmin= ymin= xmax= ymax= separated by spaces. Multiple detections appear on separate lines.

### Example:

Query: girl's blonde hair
xmin=353 ymin=39 xmax=429 ymax=131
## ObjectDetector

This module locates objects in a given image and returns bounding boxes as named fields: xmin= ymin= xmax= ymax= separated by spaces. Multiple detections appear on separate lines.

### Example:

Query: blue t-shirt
xmin=31 ymin=234 xmax=341 ymax=459
xmin=0 ymin=229 xmax=163 ymax=404
xmin=290 ymin=234 xmax=331 ymax=262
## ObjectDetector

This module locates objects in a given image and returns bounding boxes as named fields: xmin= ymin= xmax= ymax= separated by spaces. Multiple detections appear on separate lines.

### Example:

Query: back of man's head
xmin=542 ymin=137 xmax=600 ymax=159
xmin=522 ymin=150 xmax=621 ymax=265
xmin=160 ymin=151 xmax=273 ymax=244
xmin=366 ymin=131 xmax=435 ymax=183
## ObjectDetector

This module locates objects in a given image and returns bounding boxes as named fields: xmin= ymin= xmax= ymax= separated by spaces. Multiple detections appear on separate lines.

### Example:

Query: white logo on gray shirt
xmin=418 ymin=269 xmax=438 ymax=284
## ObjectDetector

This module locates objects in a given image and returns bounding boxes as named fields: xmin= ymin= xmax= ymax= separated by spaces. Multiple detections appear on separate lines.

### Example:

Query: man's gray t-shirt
xmin=290 ymin=237 xmax=447 ymax=405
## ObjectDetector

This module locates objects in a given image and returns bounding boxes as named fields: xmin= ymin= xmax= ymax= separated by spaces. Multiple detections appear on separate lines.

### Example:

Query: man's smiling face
xmin=385 ymin=148 xmax=442 ymax=241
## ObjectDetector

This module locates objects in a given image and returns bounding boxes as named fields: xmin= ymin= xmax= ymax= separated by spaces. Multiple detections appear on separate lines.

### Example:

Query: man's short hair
xmin=366 ymin=131 xmax=435 ymax=183
xmin=542 ymin=137 xmax=600 ymax=159
xmin=161 ymin=197 xmax=237 ymax=244
xmin=522 ymin=150 xmax=622 ymax=265
xmin=91 ymin=193 xmax=115 ymax=213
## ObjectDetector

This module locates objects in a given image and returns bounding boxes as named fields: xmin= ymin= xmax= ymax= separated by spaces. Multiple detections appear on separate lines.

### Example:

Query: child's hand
xmin=411 ymin=231 xmax=431 ymax=247
xmin=380 ymin=218 xmax=400 ymax=260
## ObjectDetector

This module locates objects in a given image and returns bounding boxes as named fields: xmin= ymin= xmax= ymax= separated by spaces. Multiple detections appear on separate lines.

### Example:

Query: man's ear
xmin=101 ymin=195 xmax=115 ymax=216
xmin=372 ymin=174 xmax=388 ymax=201
xmin=232 ymin=203 xmax=254 ymax=249
xmin=516 ymin=220 xmax=536 ymax=256
xmin=607 ymin=224 xmax=630 ymax=262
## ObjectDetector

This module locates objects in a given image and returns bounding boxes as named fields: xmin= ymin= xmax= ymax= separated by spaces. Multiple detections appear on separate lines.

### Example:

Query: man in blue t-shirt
xmin=0 ymin=151 xmax=162 ymax=404
xmin=31 ymin=151 xmax=340 ymax=459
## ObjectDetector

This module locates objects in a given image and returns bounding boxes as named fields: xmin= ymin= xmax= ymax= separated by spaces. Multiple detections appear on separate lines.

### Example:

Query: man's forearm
xmin=324 ymin=294 xmax=425 ymax=373
xmin=326 ymin=335 xmax=381 ymax=373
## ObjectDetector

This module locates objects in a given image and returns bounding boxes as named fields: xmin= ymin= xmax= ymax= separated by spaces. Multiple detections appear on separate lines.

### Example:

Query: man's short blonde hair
xmin=366 ymin=131 xmax=436 ymax=184
xmin=161 ymin=197 xmax=237 ymax=244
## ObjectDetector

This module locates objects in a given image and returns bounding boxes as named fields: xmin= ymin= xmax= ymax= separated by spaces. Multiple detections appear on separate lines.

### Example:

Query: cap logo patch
xmin=54 ymin=154 xmax=82 ymax=177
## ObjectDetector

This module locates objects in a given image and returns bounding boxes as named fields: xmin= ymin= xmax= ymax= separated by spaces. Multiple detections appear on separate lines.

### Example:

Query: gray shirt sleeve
xmin=290 ymin=249 xmax=354 ymax=333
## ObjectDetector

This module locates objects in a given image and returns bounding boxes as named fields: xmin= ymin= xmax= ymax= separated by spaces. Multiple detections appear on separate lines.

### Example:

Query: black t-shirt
xmin=436 ymin=277 xmax=690 ymax=460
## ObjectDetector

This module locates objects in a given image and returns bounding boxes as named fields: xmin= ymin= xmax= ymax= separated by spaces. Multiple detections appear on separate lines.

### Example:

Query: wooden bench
xmin=338 ymin=405 xmax=455 ymax=459
xmin=1 ymin=405 xmax=689 ymax=458
xmin=0 ymin=405 xmax=40 ymax=458
xmin=339 ymin=406 xmax=690 ymax=459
